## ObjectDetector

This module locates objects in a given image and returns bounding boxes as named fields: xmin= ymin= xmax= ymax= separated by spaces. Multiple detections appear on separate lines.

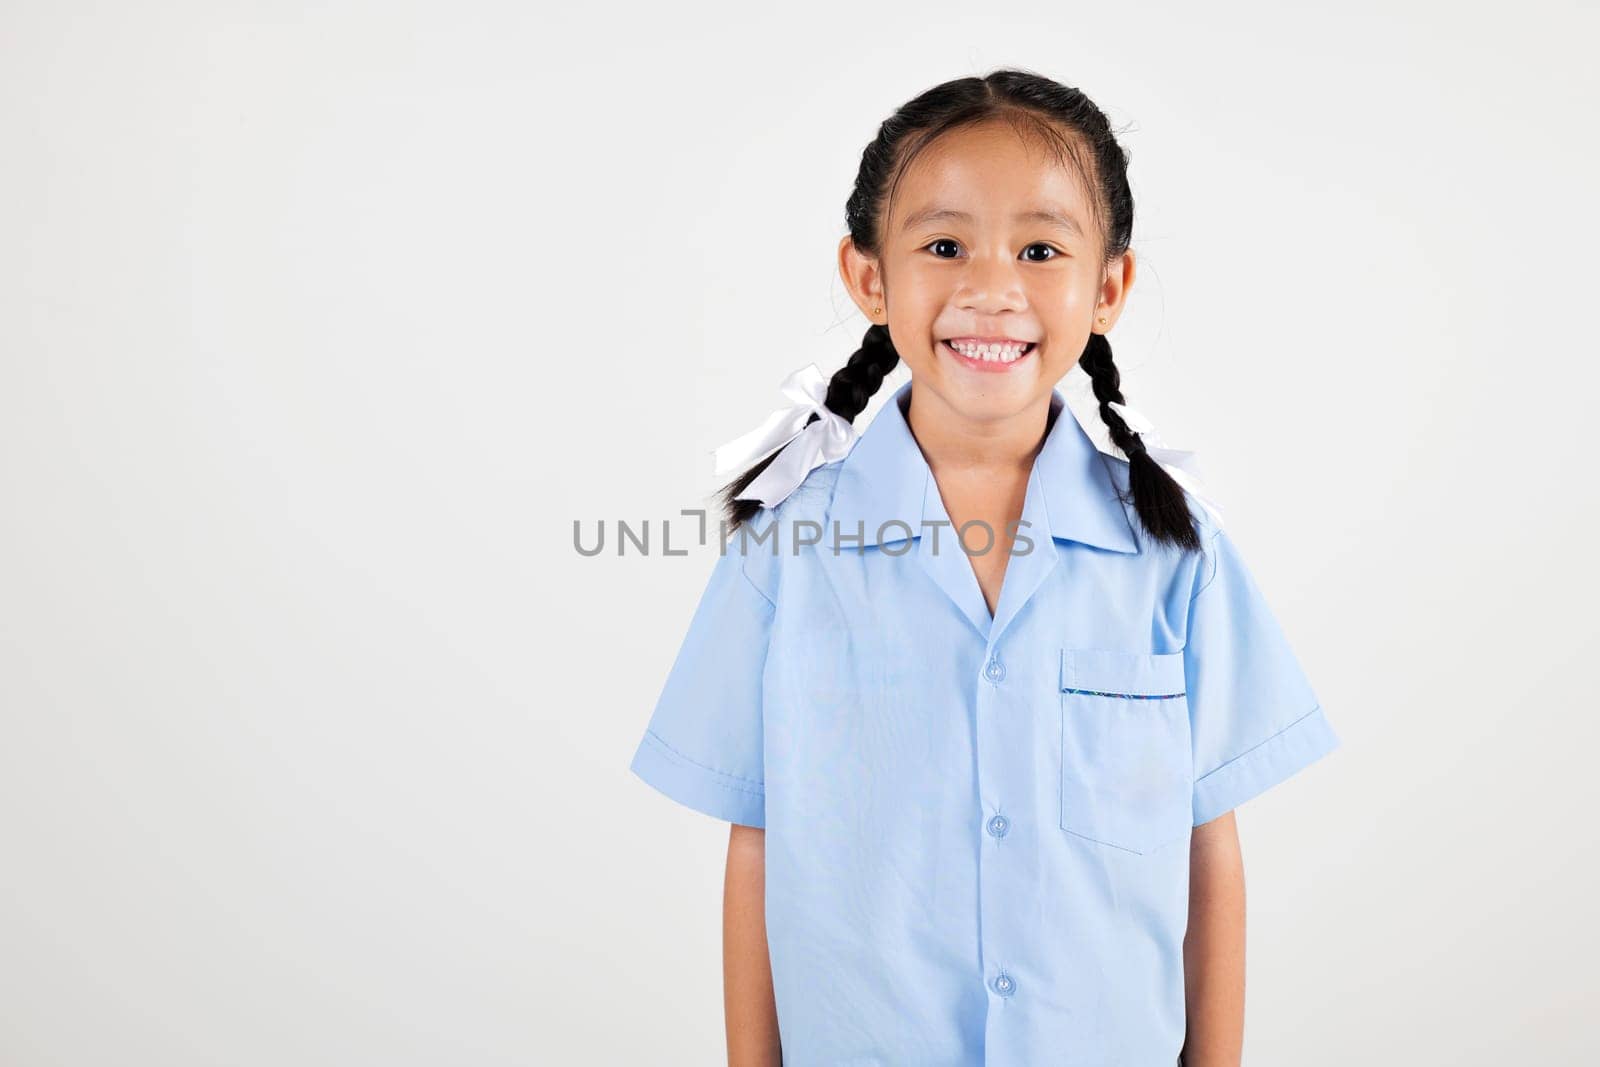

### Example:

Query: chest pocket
xmin=1059 ymin=648 xmax=1194 ymax=855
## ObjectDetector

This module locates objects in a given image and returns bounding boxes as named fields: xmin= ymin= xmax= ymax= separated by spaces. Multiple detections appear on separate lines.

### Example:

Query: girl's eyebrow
xmin=900 ymin=205 xmax=1084 ymax=238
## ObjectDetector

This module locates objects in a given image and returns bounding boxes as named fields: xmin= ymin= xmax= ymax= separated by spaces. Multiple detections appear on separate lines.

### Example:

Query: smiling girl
xmin=630 ymin=68 xmax=1339 ymax=1067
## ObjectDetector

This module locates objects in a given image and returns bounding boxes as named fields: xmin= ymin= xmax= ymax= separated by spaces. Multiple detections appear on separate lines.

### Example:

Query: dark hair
xmin=718 ymin=68 xmax=1201 ymax=552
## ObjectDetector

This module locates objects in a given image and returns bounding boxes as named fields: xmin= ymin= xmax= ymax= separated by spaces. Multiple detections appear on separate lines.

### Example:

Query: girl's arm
xmin=724 ymin=823 xmax=782 ymax=1066
xmin=1181 ymin=810 xmax=1246 ymax=1066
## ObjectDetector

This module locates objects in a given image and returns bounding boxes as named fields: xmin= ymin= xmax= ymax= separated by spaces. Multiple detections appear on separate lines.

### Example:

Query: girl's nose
xmin=955 ymin=255 xmax=1027 ymax=312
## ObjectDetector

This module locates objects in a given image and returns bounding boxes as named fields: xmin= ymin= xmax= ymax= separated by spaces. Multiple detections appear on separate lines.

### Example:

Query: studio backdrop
xmin=1 ymin=2 xmax=1596 ymax=1064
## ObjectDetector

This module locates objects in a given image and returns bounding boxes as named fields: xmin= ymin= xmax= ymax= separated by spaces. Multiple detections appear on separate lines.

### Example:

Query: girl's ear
xmin=1093 ymin=250 xmax=1136 ymax=333
xmin=838 ymin=235 xmax=886 ymax=322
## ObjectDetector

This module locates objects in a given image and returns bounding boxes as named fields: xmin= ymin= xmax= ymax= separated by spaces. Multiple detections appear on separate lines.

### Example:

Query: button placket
xmin=976 ymin=646 xmax=1022 ymax=1008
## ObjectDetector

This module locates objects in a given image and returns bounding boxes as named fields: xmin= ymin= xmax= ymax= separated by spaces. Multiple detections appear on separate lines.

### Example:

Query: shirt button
xmin=986 ymin=814 xmax=1010 ymax=838
xmin=983 ymin=658 xmax=1006 ymax=683
xmin=992 ymin=972 xmax=1016 ymax=997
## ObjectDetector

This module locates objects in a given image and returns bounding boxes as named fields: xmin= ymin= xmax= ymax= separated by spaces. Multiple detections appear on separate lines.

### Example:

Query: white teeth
xmin=948 ymin=340 xmax=1030 ymax=363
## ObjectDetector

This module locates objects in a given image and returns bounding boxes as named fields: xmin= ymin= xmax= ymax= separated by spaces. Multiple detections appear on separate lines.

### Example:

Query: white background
xmin=3 ymin=1 xmax=1597 ymax=1063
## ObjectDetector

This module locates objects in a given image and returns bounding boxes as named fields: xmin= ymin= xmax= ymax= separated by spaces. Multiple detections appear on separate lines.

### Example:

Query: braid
xmin=1078 ymin=333 xmax=1202 ymax=552
xmin=719 ymin=324 xmax=901 ymax=529
xmin=824 ymin=324 xmax=899 ymax=421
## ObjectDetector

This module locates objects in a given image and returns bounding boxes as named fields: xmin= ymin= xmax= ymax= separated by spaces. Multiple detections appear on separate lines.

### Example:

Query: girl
xmin=629 ymin=69 xmax=1338 ymax=1067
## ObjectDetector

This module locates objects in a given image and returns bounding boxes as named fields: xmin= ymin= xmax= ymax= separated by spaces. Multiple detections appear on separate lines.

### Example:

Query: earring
xmin=1097 ymin=316 xmax=1107 ymax=326
xmin=872 ymin=306 xmax=882 ymax=316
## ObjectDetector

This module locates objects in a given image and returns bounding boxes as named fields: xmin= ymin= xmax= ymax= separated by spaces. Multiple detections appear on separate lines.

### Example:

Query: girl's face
xmin=841 ymin=121 xmax=1134 ymax=423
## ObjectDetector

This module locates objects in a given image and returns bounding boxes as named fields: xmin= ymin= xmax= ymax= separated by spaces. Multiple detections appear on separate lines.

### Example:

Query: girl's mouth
xmin=940 ymin=338 xmax=1037 ymax=372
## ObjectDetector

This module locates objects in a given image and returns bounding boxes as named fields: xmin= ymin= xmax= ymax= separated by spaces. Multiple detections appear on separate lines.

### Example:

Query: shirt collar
xmin=827 ymin=377 xmax=1141 ymax=555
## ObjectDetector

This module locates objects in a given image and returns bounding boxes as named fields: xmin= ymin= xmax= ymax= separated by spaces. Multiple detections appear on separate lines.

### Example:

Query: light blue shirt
xmin=630 ymin=378 xmax=1339 ymax=1065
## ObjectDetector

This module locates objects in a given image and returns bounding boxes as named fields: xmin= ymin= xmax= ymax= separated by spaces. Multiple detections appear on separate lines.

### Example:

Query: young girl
xmin=629 ymin=69 xmax=1338 ymax=1067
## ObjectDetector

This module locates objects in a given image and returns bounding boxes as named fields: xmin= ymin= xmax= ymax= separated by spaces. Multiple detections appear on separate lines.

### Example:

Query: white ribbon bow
xmin=1106 ymin=400 xmax=1226 ymax=529
xmin=711 ymin=363 xmax=859 ymax=509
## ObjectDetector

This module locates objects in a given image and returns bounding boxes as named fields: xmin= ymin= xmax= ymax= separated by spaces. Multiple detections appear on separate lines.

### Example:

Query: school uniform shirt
xmin=629 ymin=378 xmax=1339 ymax=1066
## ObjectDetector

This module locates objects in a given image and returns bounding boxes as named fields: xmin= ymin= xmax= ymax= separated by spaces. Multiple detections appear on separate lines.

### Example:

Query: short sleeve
xmin=627 ymin=529 xmax=774 ymax=828
xmin=1185 ymin=527 xmax=1340 ymax=826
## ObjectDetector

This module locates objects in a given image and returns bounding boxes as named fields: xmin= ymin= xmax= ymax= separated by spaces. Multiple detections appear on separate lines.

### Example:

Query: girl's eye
xmin=923 ymin=239 xmax=1065 ymax=262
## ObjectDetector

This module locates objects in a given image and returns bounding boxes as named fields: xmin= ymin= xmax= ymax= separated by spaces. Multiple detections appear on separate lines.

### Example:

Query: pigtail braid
xmin=1078 ymin=333 xmax=1202 ymax=552
xmin=719 ymin=324 xmax=901 ymax=529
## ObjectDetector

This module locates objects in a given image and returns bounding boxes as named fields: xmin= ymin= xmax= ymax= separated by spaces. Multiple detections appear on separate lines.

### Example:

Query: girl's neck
xmin=900 ymin=382 xmax=1055 ymax=479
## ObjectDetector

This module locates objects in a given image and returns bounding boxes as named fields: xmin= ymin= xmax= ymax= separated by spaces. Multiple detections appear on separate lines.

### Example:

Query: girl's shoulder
xmin=773 ymin=456 xmax=848 ymax=527
xmin=718 ymin=459 xmax=847 ymax=602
